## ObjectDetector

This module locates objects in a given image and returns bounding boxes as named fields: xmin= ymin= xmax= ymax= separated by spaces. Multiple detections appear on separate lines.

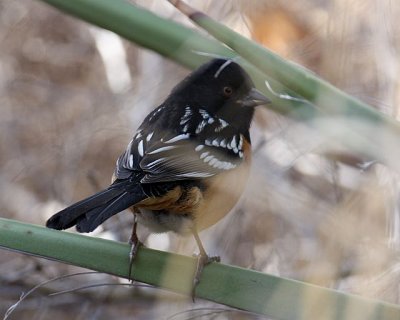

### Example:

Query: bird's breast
xmin=193 ymin=142 xmax=251 ymax=231
xmin=133 ymin=141 xmax=251 ymax=234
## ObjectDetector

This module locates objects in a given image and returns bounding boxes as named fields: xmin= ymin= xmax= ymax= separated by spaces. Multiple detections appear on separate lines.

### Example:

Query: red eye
xmin=223 ymin=86 xmax=233 ymax=97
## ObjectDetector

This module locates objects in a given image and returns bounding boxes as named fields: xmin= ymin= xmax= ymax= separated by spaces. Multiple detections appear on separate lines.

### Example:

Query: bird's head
xmin=170 ymin=58 xmax=270 ymax=133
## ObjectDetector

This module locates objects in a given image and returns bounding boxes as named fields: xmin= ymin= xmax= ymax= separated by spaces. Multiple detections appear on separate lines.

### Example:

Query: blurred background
xmin=1 ymin=0 xmax=400 ymax=319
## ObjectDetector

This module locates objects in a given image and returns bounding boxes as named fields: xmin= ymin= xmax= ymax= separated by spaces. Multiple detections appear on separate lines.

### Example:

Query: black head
xmin=168 ymin=59 xmax=269 ymax=133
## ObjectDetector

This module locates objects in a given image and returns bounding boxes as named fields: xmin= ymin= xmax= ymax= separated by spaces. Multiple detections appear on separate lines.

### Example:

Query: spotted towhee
xmin=46 ymin=58 xmax=269 ymax=297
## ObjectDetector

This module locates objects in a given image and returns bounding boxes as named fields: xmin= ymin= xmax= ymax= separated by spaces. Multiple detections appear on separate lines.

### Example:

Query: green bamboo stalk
xmin=1 ymin=218 xmax=400 ymax=320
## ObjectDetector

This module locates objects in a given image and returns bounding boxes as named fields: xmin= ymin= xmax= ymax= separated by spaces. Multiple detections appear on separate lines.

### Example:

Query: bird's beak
xmin=239 ymin=88 xmax=271 ymax=107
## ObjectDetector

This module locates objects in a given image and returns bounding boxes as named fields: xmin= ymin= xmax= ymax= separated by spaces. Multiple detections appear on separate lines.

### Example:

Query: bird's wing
xmin=115 ymin=106 xmax=246 ymax=183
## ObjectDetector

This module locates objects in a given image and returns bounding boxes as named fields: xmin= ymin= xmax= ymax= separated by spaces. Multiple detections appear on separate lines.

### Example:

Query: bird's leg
xmin=191 ymin=229 xmax=220 ymax=301
xmin=128 ymin=213 xmax=142 ymax=281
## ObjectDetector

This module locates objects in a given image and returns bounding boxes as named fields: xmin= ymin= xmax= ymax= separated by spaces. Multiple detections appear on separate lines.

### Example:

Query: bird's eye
xmin=223 ymin=86 xmax=233 ymax=97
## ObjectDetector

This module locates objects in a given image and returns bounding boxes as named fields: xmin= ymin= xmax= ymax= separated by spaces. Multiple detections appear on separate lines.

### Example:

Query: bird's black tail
xmin=46 ymin=179 xmax=147 ymax=233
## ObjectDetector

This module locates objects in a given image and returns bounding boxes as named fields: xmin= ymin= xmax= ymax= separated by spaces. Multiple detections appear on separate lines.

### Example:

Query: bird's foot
xmin=191 ymin=253 xmax=220 ymax=301
xmin=128 ymin=238 xmax=143 ymax=282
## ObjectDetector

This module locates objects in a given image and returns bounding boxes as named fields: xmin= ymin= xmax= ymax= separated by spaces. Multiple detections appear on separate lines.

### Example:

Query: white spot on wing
xmin=220 ymin=139 xmax=227 ymax=148
xmin=221 ymin=162 xmax=228 ymax=169
xmin=212 ymin=139 xmax=219 ymax=147
xmin=145 ymin=158 xmax=165 ymax=168
xmin=200 ymin=151 xmax=209 ymax=159
xmin=164 ymin=134 xmax=189 ymax=143
xmin=228 ymin=162 xmax=236 ymax=169
xmin=138 ymin=140 xmax=144 ymax=157
xmin=195 ymin=145 xmax=204 ymax=151
xmin=177 ymin=172 xmax=213 ymax=178
xmin=209 ymin=158 xmax=217 ymax=166
xmin=215 ymin=160 xmax=224 ymax=169
xmin=213 ymin=161 xmax=220 ymax=169
xmin=196 ymin=120 xmax=207 ymax=134
xmin=202 ymin=153 xmax=237 ymax=170
xmin=129 ymin=154 xmax=134 ymax=167
xmin=238 ymin=135 xmax=243 ymax=150
xmin=230 ymin=136 xmax=237 ymax=150
xmin=146 ymin=132 xmax=154 ymax=142
xmin=214 ymin=118 xmax=229 ymax=132
xmin=199 ymin=109 xmax=210 ymax=119
xmin=148 ymin=145 xmax=178 ymax=154
xmin=204 ymin=155 xmax=214 ymax=163
xmin=219 ymin=118 xmax=228 ymax=127
xmin=180 ymin=106 xmax=192 ymax=125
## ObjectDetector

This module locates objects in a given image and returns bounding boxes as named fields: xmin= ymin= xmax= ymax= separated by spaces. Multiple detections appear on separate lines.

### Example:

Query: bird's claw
xmin=128 ymin=239 xmax=143 ymax=282
xmin=191 ymin=253 xmax=220 ymax=301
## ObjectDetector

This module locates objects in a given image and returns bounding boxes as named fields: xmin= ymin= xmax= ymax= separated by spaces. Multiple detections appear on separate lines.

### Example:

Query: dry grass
xmin=1 ymin=0 xmax=400 ymax=319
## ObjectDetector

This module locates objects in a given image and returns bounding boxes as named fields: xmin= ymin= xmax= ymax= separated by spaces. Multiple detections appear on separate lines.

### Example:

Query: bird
xmin=46 ymin=58 xmax=270 ymax=298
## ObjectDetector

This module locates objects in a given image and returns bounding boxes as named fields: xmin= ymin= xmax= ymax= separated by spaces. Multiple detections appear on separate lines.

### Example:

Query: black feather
xmin=46 ymin=180 xmax=146 ymax=232
xmin=76 ymin=186 xmax=144 ymax=232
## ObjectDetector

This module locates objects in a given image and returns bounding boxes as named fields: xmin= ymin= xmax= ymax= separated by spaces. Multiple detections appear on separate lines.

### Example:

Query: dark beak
xmin=239 ymin=88 xmax=270 ymax=107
